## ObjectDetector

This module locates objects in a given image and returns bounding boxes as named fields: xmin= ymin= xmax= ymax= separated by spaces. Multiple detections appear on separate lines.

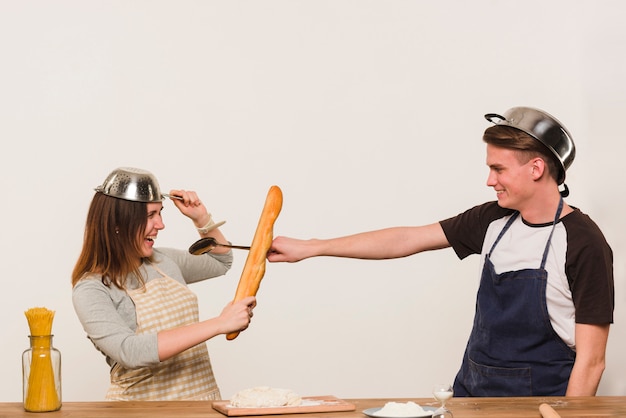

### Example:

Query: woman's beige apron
xmin=106 ymin=265 xmax=221 ymax=401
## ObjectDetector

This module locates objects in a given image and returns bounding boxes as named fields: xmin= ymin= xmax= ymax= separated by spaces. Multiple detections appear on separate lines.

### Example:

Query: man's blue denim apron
xmin=453 ymin=198 xmax=576 ymax=396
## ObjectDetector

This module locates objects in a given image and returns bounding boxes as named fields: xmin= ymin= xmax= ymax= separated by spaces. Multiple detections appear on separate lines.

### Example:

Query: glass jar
xmin=22 ymin=335 xmax=62 ymax=412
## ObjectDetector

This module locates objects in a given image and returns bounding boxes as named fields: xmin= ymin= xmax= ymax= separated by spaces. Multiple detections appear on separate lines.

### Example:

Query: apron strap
xmin=539 ymin=197 xmax=564 ymax=269
xmin=487 ymin=211 xmax=519 ymax=257
xmin=488 ymin=197 xmax=564 ymax=270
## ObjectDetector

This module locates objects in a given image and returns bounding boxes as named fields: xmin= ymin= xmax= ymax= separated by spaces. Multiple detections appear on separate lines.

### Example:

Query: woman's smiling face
xmin=139 ymin=202 xmax=165 ymax=258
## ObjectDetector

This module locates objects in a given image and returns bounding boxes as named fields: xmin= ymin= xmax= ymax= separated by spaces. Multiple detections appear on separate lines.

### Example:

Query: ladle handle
xmin=163 ymin=193 xmax=183 ymax=201
xmin=217 ymin=243 xmax=251 ymax=250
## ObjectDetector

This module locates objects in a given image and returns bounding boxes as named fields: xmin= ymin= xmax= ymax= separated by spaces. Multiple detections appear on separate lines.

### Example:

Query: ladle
xmin=188 ymin=237 xmax=251 ymax=255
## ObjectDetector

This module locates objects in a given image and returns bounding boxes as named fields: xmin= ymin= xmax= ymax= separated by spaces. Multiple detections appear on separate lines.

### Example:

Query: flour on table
xmin=373 ymin=401 xmax=432 ymax=417
xmin=230 ymin=386 xmax=302 ymax=408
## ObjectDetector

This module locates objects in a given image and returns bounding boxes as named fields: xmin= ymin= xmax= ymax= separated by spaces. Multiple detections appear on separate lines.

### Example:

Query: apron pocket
xmin=106 ymin=363 xmax=155 ymax=400
xmin=467 ymin=357 xmax=532 ymax=397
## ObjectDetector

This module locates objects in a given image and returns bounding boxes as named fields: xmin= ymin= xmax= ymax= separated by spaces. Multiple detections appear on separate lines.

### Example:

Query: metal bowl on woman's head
xmin=94 ymin=167 xmax=164 ymax=203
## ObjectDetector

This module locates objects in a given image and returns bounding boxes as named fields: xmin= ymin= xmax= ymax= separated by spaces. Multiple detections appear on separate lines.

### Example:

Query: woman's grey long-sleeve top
xmin=72 ymin=248 xmax=233 ymax=370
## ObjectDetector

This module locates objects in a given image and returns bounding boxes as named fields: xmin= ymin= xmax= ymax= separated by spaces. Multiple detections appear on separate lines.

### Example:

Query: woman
xmin=72 ymin=167 xmax=256 ymax=401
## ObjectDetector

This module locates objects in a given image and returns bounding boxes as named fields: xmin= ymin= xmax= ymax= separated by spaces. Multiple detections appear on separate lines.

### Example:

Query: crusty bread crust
xmin=227 ymin=185 xmax=283 ymax=340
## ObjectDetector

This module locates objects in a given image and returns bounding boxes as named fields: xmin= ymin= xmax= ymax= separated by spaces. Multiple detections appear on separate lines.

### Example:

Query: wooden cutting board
xmin=212 ymin=395 xmax=356 ymax=416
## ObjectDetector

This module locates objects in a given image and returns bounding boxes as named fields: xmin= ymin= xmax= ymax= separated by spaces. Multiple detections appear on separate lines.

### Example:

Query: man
xmin=267 ymin=107 xmax=614 ymax=396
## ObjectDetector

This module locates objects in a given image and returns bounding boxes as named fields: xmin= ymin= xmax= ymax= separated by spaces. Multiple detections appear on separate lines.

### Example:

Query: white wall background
xmin=1 ymin=0 xmax=624 ymax=402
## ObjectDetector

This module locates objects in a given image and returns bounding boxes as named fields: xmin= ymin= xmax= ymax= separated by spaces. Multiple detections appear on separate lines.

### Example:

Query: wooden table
xmin=1 ymin=397 xmax=625 ymax=417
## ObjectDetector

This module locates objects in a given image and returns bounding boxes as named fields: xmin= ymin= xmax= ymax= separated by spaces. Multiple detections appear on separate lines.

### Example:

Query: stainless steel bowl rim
xmin=485 ymin=106 xmax=576 ymax=184
xmin=94 ymin=167 xmax=165 ymax=203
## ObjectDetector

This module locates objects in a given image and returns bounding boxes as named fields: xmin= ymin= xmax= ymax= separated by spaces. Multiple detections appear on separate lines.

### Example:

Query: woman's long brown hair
xmin=71 ymin=193 xmax=151 ymax=289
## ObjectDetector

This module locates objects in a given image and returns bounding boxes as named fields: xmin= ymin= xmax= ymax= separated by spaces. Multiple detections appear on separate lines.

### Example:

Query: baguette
xmin=227 ymin=185 xmax=283 ymax=340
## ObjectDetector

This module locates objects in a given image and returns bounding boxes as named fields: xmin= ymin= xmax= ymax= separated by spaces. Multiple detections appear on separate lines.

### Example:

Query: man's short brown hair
xmin=483 ymin=125 xmax=562 ymax=183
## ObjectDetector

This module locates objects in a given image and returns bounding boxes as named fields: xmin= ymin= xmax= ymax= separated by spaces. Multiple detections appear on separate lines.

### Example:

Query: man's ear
xmin=530 ymin=157 xmax=546 ymax=180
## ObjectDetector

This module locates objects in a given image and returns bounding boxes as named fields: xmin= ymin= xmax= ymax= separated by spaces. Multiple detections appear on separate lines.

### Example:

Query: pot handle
xmin=484 ymin=113 xmax=506 ymax=123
